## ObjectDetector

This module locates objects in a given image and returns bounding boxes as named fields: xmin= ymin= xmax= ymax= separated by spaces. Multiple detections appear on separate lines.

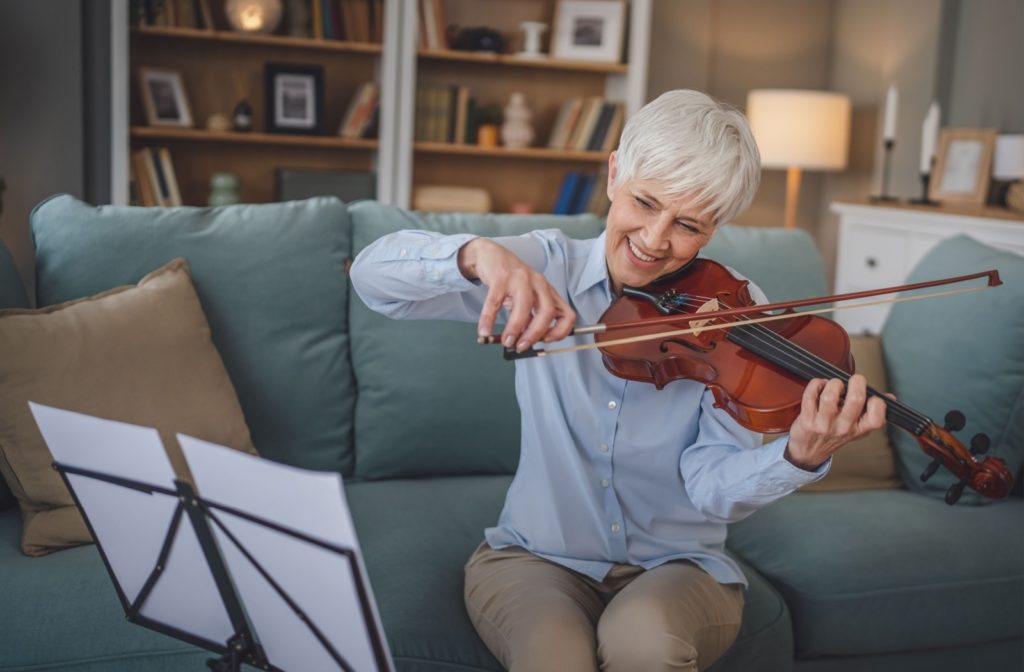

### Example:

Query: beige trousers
xmin=464 ymin=542 xmax=745 ymax=672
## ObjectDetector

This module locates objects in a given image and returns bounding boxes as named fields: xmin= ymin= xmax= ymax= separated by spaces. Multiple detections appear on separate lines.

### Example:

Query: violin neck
xmin=725 ymin=323 xmax=932 ymax=437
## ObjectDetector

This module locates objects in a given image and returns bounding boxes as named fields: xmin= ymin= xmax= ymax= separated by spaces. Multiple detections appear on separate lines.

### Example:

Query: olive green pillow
xmin=0 ymin=258 xmax=257 ymax=556
xmin=801 ymin=334 xmax=902 ymax=492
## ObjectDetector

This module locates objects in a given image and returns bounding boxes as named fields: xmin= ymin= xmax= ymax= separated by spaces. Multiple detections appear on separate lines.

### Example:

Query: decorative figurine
xmin=501 ymin=93 xmax=534 ymax=149
xmin=208 ymin=173 xmax=241 ymax=206
xmin=232 ymin=99 xmax=253 ymax=132
xmin=517 ymin=21 xmax=548 ymax=59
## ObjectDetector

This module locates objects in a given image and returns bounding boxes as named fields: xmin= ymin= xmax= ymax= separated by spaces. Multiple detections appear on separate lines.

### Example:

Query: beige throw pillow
xmin=0 ymin=258 xmax=257 ymax=556
xmin=800 ymin=334 xmax=903 ymax=492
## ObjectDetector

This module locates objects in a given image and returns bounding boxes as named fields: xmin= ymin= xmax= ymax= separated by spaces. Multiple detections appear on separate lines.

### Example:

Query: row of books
xmin=553 ymin=168 xmax=611 ymax=217
xmin=338 ymin=82 xmax=380 ymax=138
xmin=418 ymin=0 xmax=450 ymax=50
xmin=548 ymin=97 xmax=625 ymax=153
xmin=136 ymin=0 xmax=215 ymax=29
xmin=415 ymin=85 xmax=477 ymax=144
xmin=131 ymin=147 xmax=182 ymax=207
xmin=312 ymin=0 xmax=385 ymax=43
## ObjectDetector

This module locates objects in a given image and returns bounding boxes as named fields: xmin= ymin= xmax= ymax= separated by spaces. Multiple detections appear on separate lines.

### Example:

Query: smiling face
xmin=603 ymin=152 xmax=716 ymax=295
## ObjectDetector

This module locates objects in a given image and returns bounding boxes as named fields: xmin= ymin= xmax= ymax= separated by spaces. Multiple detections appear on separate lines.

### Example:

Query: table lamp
xmin=746 ymin=89 xmax=851 ymax=229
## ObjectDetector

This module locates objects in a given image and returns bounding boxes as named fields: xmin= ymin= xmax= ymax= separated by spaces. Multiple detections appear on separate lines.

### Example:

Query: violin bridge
xmin=689 ymin=298 xmax=721 ymax=336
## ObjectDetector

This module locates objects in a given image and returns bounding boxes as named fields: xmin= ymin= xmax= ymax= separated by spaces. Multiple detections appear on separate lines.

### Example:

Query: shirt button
xmin=399 ymin=248 xmax=408 ymax=258
xmin=601 ymin=479 xmax=609 ymax=488
xmin=600 ymin=443 xmax=609 ymax=453
xmin=611 ymin=523 xmax=621 ymax=533
xmin=607 ymin=401 xmax=617 ymax=410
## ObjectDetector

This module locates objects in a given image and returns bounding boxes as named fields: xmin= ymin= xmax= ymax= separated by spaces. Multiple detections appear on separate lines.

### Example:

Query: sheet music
xmin=28 ymin=403 xmax=236 ymax=649
xmin=181 ymin=434 xmax=393 ymax=672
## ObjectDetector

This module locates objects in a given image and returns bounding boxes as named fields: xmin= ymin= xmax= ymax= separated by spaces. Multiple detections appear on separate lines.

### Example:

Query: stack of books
xmin=136 ymin=0 xmax=214 ymax=29
xmin=338 ymin=82 xmax=380 ymax=138
xmin=418 ymin=0 xmax=449 ymax=49
xmin=552 ymin=166 xmax=611 ymax=216
xmin=415 ymin=85 xmax=476 ymax=144
xmin=547 ymin=98 xmax=625 ymax=153
xmin=130 ymin=147 xmax=182 ymax=207
xmin=312 ymin=0 xmax=385 ymax=43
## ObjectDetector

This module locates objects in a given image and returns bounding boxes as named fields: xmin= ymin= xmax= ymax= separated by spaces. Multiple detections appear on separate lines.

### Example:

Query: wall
xmin=0 ymin=1 xmax=85 ymax=298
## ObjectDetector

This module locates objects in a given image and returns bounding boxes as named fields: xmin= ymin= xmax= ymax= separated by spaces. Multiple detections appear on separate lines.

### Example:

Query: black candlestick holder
xmin=869 ymin=139 xmax=898 ymax=202
xmin=909 ymin=170 xmax=939 ymax=205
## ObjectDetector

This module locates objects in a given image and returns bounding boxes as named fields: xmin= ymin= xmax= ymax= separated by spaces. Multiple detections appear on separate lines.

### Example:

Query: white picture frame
xmin=551 ymin=0 xmax=626 ymax=64
xmin=139 ymin=68 xmax=193 ymax=127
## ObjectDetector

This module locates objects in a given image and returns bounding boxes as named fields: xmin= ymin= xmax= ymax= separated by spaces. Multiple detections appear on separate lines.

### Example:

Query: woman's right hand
xmin=458 ymin=238 xmax=576 ymax=352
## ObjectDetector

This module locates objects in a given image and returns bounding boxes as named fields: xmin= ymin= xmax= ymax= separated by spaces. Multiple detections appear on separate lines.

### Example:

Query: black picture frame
xmin=264 ymin=63 xmax=325 ymax=135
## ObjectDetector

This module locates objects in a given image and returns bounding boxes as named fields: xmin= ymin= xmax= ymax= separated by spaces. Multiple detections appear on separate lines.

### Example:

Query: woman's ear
xmin=606 ymin=151 xmax=617 ymax=201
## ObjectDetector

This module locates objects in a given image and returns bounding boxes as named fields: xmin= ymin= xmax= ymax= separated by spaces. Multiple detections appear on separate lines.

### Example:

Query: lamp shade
xmin=746 ymin=89 xmax=851 ymax=171
xmin=993 ymin=135 xmax=1024 ymax=180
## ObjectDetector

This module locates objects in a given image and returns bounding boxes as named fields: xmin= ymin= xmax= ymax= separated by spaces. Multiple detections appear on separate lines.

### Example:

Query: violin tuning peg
xmin=970 ymin=433 xmax=991 ymax=455
xmin=945 ymin=478 xmax=968 ymax=506
xmin=943 ymin=410 xmax=966 ymax=432
xmin=920 ymin=457 xmax=943 ymax=483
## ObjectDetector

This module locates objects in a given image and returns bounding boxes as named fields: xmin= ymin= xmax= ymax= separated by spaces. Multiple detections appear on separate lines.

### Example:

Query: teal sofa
xmin=1 ymin=194 xmax=1021 ymax=672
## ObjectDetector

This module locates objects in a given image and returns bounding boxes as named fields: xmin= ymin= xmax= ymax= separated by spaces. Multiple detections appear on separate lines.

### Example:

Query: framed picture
xmin=138 ymin=68 xmax=192 ymax=127
xmin=929 ymin=128 xmax=997 ymax=204
xmin=551 ymin=0 xmax=626 ymax=63
xmin=264 ymin=63 xmax=325 ymax=135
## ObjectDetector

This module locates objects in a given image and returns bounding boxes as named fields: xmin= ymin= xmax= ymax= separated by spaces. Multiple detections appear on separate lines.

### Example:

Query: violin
xmin=483 ymin=258 xmax=1014 ymax=505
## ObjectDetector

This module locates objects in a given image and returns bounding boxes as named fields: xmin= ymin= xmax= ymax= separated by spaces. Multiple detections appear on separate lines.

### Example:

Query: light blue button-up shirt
xmin=350 ymin=228 xmax=828 ymax=586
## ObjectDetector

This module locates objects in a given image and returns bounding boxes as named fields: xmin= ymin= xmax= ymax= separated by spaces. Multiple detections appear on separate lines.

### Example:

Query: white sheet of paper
xmin=28 ymin=403 xmax=235 ymax=649
xmin=180 ymin=434 xmax=394 ymax=672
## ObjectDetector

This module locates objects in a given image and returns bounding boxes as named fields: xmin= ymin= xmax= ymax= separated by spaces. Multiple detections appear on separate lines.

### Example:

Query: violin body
xmin=597 ymin=259 xmax=852 ymax=434
xmin=592 ymin=258 xmax=1013 ymax=503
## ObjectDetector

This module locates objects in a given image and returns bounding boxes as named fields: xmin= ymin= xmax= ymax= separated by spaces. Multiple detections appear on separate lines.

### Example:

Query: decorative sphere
xmin=225 ymin=0 xmax=283 ymax=34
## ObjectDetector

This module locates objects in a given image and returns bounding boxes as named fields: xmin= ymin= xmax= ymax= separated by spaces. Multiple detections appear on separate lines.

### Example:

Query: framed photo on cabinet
xmin=264 ymin=63 xmax=325 ymax=135
xmin=929 ymin=128 xmax=997 ymax=204
xmin=138 ymin=68 xmax=193 ymax=127
xmin=551 ymin=0 xmax=626 ymax=63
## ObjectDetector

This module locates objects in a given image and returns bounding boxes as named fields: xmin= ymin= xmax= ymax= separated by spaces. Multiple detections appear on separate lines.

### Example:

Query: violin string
xmin=653 ymin=296 xmax=931 ymax=433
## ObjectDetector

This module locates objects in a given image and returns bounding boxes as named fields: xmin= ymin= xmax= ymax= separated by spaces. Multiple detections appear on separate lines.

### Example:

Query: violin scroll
xmin=916 ymin=415 xmax=1014 ymax=504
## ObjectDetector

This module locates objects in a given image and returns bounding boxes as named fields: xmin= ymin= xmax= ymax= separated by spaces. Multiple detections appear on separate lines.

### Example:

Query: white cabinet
xmin=831 ymin=200 xmax=1024 ymax=335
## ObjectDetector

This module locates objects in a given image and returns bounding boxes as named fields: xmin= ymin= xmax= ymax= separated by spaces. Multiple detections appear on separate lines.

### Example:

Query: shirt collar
xmin=572 ymin=232 xmax=610 ymax=301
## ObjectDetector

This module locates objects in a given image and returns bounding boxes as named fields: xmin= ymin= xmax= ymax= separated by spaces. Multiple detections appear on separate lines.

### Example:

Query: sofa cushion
xmin=0 ymin=259 xmax=257 ymax=556
xmin=346 ymin=475 xmax=794 ymax=672
xmin=0 ymin=241 xmax=28 ymax=511
xmin=801 ymin=335 xmax=902 ymax=492
xmin=30 ymin=194 xmax=355 ymax=476
xmin=347 ymin=202 xmax=605 ymax=480
xmin=702 ymin=225 xmax=828 ymax=303
xmin=727 ymin=490 xmax=1024 ymax=657
xmin=882 ymin=235 xmax=1024 ymax=504
xmin=0 ymin=507 xmax=210 ymax=671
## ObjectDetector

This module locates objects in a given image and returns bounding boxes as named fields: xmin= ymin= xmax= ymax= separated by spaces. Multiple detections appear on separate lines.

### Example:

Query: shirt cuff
xmin=760 ymin=435 xmax=832 ymax=487
xmin=383 ymin=233 xmax=480 ymax=292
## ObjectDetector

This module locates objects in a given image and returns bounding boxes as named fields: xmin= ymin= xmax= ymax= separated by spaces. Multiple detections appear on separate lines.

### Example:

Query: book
xmin=131 ymin=150 xmax=157 ymax=206
xmin=586 ymin=102 xmax=617 ymax=152
xmin=148 ymin=147 xmax=171 ymax=206
xmin=600 ymin=103 xmax=625 ymax=152
xmin=548 ymin=98 xmax=582 ymax=150
xmin=158 ymin=148 xmax=183 ymax=206
xmin=453 ymin=86 xmax=470 ymax=144
xmin=572 ymin=172 xmax=598 ymax=214
xmin=587 ymin=166 xmax=611 ymax=216
xmin=567 ymin=97 xmax=603 ymax=152
xmin=339 ymin=82 xmax=379 ymax=137
xmin=553 ymin=172 xmax=580 ymax=214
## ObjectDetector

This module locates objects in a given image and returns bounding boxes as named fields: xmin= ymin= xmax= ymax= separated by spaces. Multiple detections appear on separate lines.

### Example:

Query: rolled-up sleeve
xmin=349 ymin=229 xmax=550 ymax=322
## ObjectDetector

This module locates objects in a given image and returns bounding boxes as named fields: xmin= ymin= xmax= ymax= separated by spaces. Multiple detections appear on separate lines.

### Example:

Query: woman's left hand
xmin=784 ymin=374 xmax=888 ymax=471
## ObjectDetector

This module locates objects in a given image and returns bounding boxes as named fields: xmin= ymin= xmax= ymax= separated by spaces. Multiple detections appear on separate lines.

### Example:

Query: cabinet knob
xmin=865 ymin=257 xmax=877 ymax=268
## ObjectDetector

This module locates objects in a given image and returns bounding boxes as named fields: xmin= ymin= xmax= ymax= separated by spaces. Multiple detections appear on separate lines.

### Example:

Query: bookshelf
xmin=118 ymin=0 xmax=651 ymax=212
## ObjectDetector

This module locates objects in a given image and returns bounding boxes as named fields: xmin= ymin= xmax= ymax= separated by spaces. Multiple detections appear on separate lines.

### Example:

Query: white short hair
xmin=614 ymin=90 xmax=761 ymax=226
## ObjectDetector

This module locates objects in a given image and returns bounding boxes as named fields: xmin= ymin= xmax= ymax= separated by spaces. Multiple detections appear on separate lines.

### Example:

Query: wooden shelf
xmin=414 ymin=142 xmax=609 ymax=162
xmin=134 ymin=26 xmax=383 ymax=55
xmin=836 ymin=198 xmax=1024 ymax=223
xmin=131 ymin=126 xmax=378 ymax=150
xmin=418 ymin=48 xmax=628 ymax=74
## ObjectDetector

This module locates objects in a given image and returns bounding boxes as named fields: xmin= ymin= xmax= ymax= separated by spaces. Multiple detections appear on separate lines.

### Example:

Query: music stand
xmin=30 ymin=402 xmax=395 ymax=672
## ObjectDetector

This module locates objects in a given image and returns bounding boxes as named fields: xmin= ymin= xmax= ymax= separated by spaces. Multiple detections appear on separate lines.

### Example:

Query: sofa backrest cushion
xmin=882 ymin=235 xmax=1024 ymax=504
xmin=348 ymin=202 xmax=604 ymax=480
xmin=0 ymin=241 xmax=28 ymax=510
xmin=702 ymin=224 xmax=828 ymax=303
xmin=30 ymin=195 xmax=356 ymax=475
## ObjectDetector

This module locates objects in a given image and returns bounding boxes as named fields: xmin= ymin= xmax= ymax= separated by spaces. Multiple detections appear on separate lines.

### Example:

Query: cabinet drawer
xmin=836 ymin=224 xmax=909 ymax=289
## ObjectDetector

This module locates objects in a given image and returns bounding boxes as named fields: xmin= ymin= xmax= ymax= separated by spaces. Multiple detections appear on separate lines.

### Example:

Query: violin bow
xmin=478 ymin=269 xmax=1002 ymax=359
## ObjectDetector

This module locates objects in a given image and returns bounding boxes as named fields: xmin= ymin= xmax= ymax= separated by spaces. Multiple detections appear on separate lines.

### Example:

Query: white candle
xmin=883 ymin=85 xmax=898 ymax=141
xmin=919 ymin=102 xmax=940 ymax=173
